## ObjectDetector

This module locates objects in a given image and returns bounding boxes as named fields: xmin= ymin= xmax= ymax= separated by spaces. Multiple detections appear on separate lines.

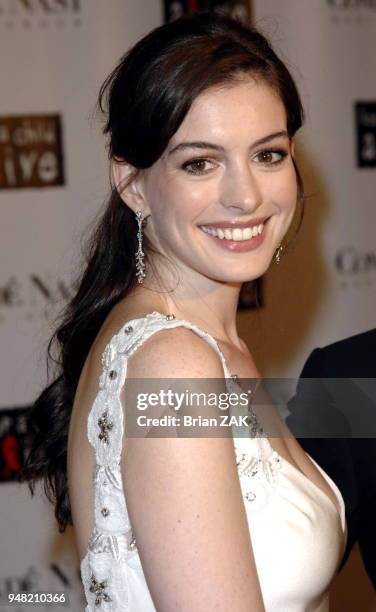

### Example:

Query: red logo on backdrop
xmin=164 ymin=1 xmax=250 ymax=24
xmin=187 ymin=0 xmax=200 ymax=9
xmin=0 ymin=114 xmax=65 ymax=189
xmin=0 ymin=407 xmax=28 ymax=482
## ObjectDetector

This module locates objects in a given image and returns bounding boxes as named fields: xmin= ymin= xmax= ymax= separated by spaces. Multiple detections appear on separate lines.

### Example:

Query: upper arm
xmin=120 ymin=327 xmax=265 ymax=611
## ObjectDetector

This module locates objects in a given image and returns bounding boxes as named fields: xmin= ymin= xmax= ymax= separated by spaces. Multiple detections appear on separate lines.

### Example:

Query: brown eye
xmin=254 ymin=149 xmax=287 ymax=165
xmin=182 ymin=158 xmax=215 ymax=175
xmin=259 ymin=151 xmax=273 ymax=163
xmin=189 ymin=160 xmax=207 ymax=172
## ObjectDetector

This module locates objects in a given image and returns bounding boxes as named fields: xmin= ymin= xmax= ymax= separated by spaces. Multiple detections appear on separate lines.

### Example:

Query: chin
xmin=206 ymin=267 xmax=269 ymax=284
xmin=212 ymin=253 xmax=275 ymax=283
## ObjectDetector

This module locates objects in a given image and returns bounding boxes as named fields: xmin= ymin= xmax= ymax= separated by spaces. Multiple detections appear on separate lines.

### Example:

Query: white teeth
xmin=200 ymin=224 xmax=264 ymax=241
xmin=242 ymin=227 xmax=253 ymax=240
xmin=232 ymin=228 xmax=242 ymax=241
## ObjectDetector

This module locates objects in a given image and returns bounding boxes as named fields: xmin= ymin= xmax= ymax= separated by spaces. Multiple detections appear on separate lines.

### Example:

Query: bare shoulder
xmin=127 ymin=324 xmax=227 ymax=379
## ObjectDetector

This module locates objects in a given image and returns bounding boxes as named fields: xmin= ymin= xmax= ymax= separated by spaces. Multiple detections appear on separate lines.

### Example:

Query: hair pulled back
xmin=20 ymin=11 xmax=305 ymax=531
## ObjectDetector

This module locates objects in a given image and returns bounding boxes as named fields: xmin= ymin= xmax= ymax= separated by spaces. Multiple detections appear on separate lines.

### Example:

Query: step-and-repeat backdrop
xmin=0 ymin=1 xmax=250 ymax=609
xmin=248 ymin=1 xmax=376 ymax=607
xmin=1 ymin=0 xmax=375 ymax=609
xmin=247 ymin=0 xmax=376 ymax=379
xmin=0 ymin=1 xmax=162 ymax=608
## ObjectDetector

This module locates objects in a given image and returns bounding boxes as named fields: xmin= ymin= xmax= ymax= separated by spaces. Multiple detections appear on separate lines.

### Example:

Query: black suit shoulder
xmin=314 ymin=329 xmax=376 ymax=377
xmin=288 ymin=329 xmax=376 ymax=586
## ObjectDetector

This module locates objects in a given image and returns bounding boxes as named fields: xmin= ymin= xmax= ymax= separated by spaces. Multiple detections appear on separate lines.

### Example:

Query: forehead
xmin=169 ymin=78 xmax=287 ymax=147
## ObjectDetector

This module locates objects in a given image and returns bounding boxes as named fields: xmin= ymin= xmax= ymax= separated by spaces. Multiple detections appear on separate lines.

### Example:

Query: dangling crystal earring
xmin=275 ymin=243 xmax=283 ymax=265
xmin=135 ymin=210 xmax=146 ymax=284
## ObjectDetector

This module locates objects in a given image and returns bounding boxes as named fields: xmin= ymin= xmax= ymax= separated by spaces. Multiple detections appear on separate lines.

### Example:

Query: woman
xmin=21 ymin=12 xmax=347 ymax=611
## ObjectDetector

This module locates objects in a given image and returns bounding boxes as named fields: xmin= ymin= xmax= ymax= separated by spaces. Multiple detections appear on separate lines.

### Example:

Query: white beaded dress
xmin=79 ymin=311 xmax=347 ymax=612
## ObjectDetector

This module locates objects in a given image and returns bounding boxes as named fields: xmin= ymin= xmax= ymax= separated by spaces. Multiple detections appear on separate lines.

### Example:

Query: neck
xmin=132 ymin=262 xmax=244 ymax=346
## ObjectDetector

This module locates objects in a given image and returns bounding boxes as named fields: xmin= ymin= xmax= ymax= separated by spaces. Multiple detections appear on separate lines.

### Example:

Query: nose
xmin=219 ymin=163 xmax=262 ymax=214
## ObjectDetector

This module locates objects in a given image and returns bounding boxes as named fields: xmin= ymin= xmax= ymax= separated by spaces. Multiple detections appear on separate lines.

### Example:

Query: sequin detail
xmin=88 ymin=529 xmax=120 ymax=559
xmin=89 ymin=573 xmax=112 ymax=605
xmin=98 ymin=411 xmax=113 ymax=444
xmin=237 ymin=451 xmax=282 ymax=483
xmin=246 ymin=407 xmax=265 ymax=438
xmin=236 ymin=447 xmax=282 ymax=503
xmin=128 ymin=534 xmax=137 ymax=551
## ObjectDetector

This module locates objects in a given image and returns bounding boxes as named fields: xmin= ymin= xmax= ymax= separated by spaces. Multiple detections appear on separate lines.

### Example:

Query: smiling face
xmin=137 ymin=77 xmax=298 ymax=287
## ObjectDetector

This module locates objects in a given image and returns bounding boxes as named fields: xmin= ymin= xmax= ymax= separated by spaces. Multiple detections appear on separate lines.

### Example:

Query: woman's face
xmin=141 ymin=77 xmax=297 ymax=285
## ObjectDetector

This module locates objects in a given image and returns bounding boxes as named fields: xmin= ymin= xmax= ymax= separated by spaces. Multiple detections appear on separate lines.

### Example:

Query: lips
xmin=198 ymin=217 xmax=270 ymax=252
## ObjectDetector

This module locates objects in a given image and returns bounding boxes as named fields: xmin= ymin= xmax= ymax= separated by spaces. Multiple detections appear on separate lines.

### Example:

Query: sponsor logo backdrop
xmin=0 ymin=1 xmax=162 ymax=609
xmin=249 ymin=1 xmax=376 ymax=606
xmin=248 ymin=0 xmax=376 ymax=384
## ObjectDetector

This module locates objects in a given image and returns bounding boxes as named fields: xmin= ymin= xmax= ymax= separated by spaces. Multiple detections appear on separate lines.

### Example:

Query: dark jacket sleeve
xmin=286 ymin=349 xmax=359 ymax=572
xmin=348 ymin=437 xmax=376 ymax=588
xmin=286 ymin=348 xmax=351 ymax=437
xmin=287 ymin=335 xmax=376 ymax=588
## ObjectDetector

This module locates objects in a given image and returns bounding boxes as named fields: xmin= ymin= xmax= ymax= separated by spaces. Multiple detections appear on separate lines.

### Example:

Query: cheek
xmin=145 ymin=186 xmax=192 ymax=247
xmin=268 ymin=167 xmax=298 ymax=209
xmin=156 ymin=178 xmax=211 ymax=227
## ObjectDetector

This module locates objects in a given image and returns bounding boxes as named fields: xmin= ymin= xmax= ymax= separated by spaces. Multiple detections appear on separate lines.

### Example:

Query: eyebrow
xmin=168 ymin=130 xmax=289 ymax=156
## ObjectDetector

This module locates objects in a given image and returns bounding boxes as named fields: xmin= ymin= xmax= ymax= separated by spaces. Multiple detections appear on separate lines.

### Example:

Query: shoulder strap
xmin=87 ymin=311 xmax=234 ymax=465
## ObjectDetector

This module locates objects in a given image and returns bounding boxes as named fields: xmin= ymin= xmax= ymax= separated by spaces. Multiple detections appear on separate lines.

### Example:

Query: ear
xmin=111 ymin=159 xmax=150 ymax=216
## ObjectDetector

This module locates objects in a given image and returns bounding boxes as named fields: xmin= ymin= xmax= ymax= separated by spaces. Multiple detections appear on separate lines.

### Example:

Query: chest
xmin=217 ymin=340 xmax=344 ymax=520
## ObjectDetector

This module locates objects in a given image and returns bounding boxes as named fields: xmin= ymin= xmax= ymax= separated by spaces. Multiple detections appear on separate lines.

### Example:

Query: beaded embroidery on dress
xmin=79 ymin=311 xmax=346 ymax=612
